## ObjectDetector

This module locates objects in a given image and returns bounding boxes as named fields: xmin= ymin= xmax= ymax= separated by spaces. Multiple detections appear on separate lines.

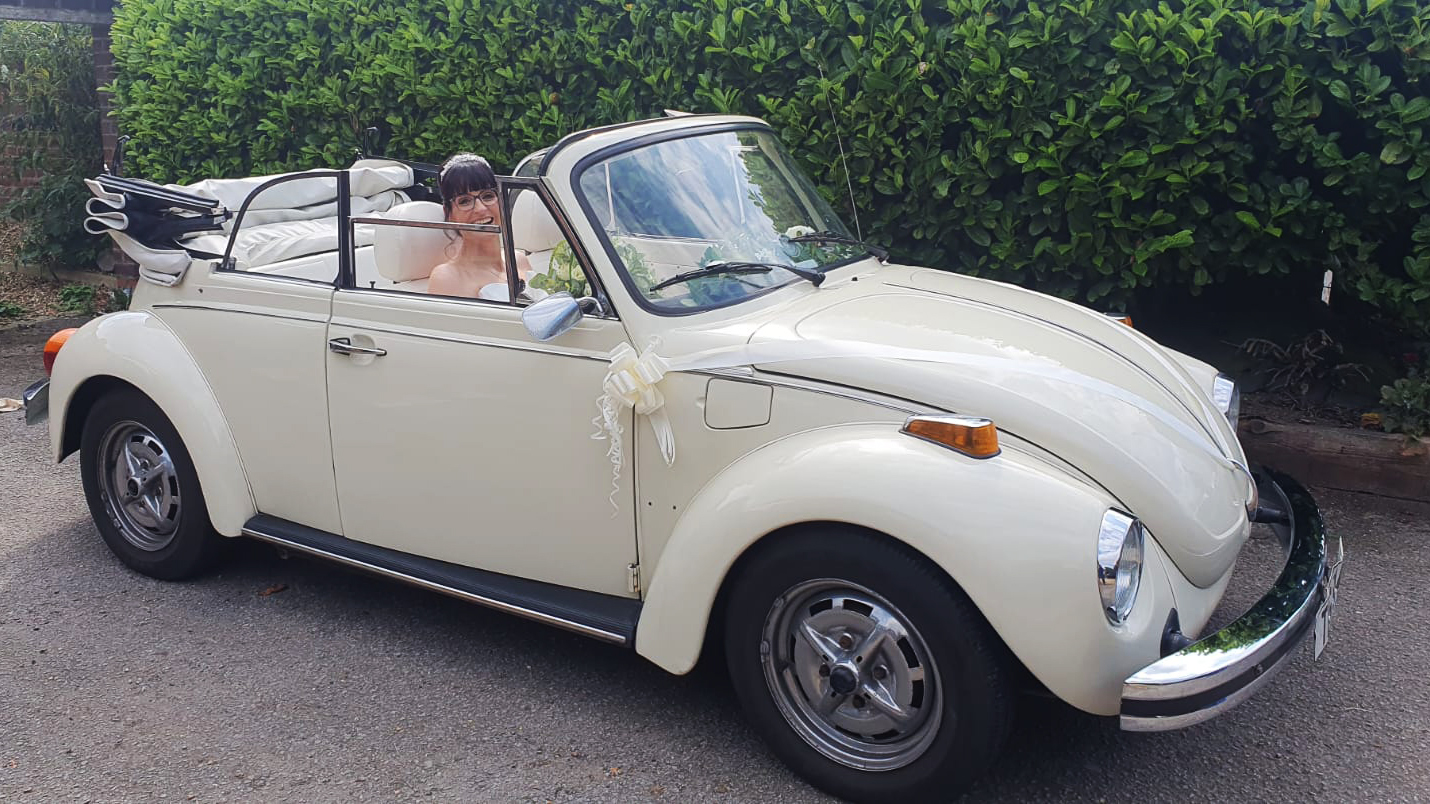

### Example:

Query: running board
xmin=241 ymin=515 xmax=640 ymax=645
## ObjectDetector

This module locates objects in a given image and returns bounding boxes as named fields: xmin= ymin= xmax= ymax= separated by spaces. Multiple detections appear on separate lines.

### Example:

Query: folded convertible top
xmin=83 ymin=160 xmax=416 ymax=286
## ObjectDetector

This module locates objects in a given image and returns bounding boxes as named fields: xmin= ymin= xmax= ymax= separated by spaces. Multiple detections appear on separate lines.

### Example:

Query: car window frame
xmin=342 ymin=175 xmax=620 ymax=319
xmin=214 ymin=169 xmax=353 ymax=288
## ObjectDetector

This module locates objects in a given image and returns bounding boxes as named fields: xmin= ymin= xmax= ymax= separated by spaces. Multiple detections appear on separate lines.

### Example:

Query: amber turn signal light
xmin=43 ymin=328 xmax=77 ymax=376
xmin=901 ymin=415 xmax=1000 ymax=459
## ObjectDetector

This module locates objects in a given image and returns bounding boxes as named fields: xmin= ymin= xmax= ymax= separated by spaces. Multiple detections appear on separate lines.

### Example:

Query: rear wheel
xmin=724 ymin=529 xmax=1013 ymax=802
xmin=79 ymin=389 xmax=225 ymax=580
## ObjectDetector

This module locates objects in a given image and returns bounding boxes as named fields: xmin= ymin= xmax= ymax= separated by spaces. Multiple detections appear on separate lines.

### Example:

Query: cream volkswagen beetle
xmin=26 ymin=114 xmax=1341 ymax=801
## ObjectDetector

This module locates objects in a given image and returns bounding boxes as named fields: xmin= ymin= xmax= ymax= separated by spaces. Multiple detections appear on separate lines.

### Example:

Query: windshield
xmin=576 ymin=128 xmax=866 ymax=312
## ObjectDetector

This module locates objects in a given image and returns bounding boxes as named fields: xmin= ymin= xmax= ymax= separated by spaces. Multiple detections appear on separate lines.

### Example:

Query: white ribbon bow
xmin=592 ymin=343 xmax=678 ymax=513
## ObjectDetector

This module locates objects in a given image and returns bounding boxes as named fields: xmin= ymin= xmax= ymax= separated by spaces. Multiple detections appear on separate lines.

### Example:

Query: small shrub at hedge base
xmin=108 ymin=0 xmax=1430 ymax=341
xmin=1239 ymin=329 xmax=1369 ymax=410
xmin=1381 ymin=373 xmax=1430 ymax=441
xmin=107 ymin=286 xmax=132 ymax=312
xmin=0 ymin=300 xmax=22 ymax=318
xmin=58 ymin=283 xmax=94 ymax=316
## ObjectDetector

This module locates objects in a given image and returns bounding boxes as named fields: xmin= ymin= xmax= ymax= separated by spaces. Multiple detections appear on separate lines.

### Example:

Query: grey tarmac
xmin=2 ymin=318 xmax=1427 ymax=803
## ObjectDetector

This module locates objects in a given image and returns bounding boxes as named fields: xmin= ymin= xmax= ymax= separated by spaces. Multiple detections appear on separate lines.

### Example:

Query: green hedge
xmin=1 ymin=21 xmax=103 ymax=268
xmin=111 ymin=0 xmax=1430 ymax=335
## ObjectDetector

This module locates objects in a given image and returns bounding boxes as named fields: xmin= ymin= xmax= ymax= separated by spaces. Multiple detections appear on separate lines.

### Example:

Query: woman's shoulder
xmin=428 ymin=261 xmax=470 ymax=295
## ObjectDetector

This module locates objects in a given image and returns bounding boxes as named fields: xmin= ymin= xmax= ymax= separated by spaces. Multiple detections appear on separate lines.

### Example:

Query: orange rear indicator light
xmin=43 ymin=328 xmax=77 ymax=376
xmin=901 ymin=415 xmax=1000 ymax=459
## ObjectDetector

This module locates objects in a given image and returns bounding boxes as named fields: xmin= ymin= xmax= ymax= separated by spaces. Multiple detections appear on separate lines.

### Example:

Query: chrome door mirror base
xmin=522 ymin=292 xmax=585 ymax=341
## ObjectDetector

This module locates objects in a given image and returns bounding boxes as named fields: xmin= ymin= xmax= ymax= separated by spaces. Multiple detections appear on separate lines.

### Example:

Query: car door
xmin=325 ymin=181 xmax=639 ymax=597
xmin=152 ymin=171 xmax=347 ymax=535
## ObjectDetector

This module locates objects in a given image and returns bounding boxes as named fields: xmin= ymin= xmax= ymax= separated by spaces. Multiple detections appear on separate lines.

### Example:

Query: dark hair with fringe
xmin=438 ymin=152 xmax=497 ymax=219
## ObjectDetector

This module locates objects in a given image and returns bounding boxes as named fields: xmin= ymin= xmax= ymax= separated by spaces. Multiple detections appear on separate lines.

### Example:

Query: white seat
xmin=510 ymin=190 xmax=566 ymax=275
xmin=373 ymin=200 xmax=451 ymax=292
xmin=371 ymin=195 xmax=565 ymax=295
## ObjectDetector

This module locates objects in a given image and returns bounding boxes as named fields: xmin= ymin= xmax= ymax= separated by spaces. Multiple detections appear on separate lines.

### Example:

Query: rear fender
xmin=49 ymin=312 xmax=254 ymax=535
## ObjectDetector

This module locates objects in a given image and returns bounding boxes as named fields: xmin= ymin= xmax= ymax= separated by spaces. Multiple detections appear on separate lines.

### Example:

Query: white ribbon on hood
xmin=592 ymin=338 xmax=1242 ymax=513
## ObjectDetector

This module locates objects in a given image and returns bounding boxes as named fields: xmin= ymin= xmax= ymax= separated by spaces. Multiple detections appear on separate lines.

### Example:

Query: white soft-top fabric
xmin=107 ymin=230 xmax=191 ymax=285
xmin=375 ymin=201 xmax=451 ymax=282
xmin=172 ymin=159 xmax=413 ymax=212
xmin=183 ymin=216 xmax=381 ymax=268
xmin=223 ymin=189 xmax=407 ymax=230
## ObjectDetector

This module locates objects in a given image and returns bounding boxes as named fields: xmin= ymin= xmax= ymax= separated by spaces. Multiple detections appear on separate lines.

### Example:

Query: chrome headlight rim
xmin=1211 ymin=373 xmax=1240 ymax=429
xmin=1097 ymin=510 xmax=1145 ymax=625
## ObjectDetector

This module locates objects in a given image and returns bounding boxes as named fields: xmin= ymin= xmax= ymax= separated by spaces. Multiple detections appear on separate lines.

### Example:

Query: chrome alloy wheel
xmin=760 ymin=579 xmax=943 ymax=771
xmin=96 ymin=420 xmax=182 ymax=552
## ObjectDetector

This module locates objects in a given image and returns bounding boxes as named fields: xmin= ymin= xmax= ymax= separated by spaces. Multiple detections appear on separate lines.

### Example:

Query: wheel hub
xmin=98 ymin=421 xmax=182 ymax=552
xmin=760 ymin=579 xmax=943 ymax=772
xmin=828 ymin=663 xmax=859 ymax=695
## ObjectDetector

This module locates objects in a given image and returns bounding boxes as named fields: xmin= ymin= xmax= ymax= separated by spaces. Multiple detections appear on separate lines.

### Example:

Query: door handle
xmin=328 ymin=337 xmax=387 ymax=357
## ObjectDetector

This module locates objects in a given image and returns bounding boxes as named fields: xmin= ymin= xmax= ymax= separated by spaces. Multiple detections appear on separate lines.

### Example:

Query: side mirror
xmin=522 ymin=292 xmax=584 ymax=341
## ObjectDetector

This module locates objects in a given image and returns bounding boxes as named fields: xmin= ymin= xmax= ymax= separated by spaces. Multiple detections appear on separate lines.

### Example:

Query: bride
xmin=427 ymin=153 xmax=535 ymax=300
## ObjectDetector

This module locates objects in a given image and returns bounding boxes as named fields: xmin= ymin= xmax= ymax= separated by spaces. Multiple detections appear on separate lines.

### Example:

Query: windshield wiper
xmin=787 ymin=230 xmax=888 ymax=261
xmin=648 ymin=260 xmax=825 ymax=293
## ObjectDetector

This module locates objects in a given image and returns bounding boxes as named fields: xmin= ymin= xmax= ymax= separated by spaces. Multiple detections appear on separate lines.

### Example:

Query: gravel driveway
xmin=3 ymin=317 xmax=1427 ymax=802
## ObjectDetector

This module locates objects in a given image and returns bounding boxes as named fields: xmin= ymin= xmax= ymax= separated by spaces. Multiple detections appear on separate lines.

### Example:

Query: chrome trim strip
xmin=744 ymin=368 xmax=1116 ymax=497
xmin=150 ymin=303 xmax=328 ymax=324
xmin=325 ymin=322 xmax=612 ymax=362
xmin=22 ymin=378 xmax=49 ymax=425
xmin=734 ymin=369 xmax=921 ymax=414
xmin=240 ymin=526 xmax=629 ymax=645
xmin=351 ymin=215 xmax=502 ymax=234
xmin=727 ymin=368 xmax=1114 ymax=493
xmin=1119 ymin=469 xmax=1338 ymax=731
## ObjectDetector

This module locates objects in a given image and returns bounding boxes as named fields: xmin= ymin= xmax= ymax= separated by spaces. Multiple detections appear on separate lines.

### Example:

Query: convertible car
xmin=25 ymin=113 xmax=1342 ymax=801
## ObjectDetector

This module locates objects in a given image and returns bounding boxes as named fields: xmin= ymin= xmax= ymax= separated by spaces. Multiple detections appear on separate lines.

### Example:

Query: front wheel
xmin=724 ymin=529 xmax=1013 ymax=802
xmin=79 ymin=388 xmax=225 ymax=580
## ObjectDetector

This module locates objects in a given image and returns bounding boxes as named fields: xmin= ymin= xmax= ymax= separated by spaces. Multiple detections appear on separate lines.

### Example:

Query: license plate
xmin=1314 ymin=538 xmax=1344 ymax=660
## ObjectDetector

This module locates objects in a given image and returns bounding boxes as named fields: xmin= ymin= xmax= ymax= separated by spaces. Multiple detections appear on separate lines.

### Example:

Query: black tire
xmin=724 ymin=528 xmax=1013 ymax=803
xmin=79 ymin=388 xmax=225 ymax=580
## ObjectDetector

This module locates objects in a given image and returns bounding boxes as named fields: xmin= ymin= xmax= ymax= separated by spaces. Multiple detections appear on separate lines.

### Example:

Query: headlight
xmin=1211 ymin=373 xmax=1240 ymax=429
xmin=1097 ymin=510 xmax=1144 ymax=625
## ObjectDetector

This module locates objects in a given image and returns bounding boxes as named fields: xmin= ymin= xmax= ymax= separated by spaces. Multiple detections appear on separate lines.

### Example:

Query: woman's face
xmin=448 ymin=187 xmax=501 ymax=226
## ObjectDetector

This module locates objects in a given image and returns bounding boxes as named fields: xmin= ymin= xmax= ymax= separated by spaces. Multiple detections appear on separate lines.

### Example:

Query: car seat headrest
xmin=374 ymin=201 xmax=450 ymax=283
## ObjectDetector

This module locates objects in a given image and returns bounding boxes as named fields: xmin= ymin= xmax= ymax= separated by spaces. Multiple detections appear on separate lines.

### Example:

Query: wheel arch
xmin=60 ymin=374 xmax=136 ymax=460
xmin=49 ymin=312 xmax=255 ymax=535
xmin=702 ymin=519 xmax=1024 ymax=679
xmin=633 ymin=424 xmax=1170 ymax=716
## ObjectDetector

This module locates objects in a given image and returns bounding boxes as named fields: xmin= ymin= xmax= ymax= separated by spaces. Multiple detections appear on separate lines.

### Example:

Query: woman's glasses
xmin=452 ymin=189 xmax=499 ymax=211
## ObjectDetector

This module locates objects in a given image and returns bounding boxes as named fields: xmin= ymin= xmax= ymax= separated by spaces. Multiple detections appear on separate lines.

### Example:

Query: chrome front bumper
xmin=22 ymin=378 xmax=48 ymax=425
xmin=1120 ymin=468 xmax=1343 ymax=731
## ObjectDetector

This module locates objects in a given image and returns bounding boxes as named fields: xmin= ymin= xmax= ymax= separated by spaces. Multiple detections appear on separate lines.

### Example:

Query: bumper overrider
xmin=22 ymin=378 xmax=49 ymax=426
xmin=1120 ymin=468 xmax=1344 ymax=731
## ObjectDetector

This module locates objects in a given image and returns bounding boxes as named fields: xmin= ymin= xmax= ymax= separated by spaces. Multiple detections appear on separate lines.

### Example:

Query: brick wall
xmin=92 ymin=22 xmax=116 ymax=168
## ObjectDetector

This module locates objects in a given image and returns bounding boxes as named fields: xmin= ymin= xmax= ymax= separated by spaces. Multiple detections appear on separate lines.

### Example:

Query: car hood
xmin=744 ymin=265 xmax=1250 ymax=587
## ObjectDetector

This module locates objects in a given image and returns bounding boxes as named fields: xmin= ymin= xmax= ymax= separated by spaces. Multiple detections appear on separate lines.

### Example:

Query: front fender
xmin=50 ymin=311 xmax=254 ymax=535
xmin=635 ymin=424 xmax=1185 ymax=715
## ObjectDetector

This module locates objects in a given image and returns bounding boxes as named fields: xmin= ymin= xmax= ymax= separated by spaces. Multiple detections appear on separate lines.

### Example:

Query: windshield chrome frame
xmin=570 ymin=122 xmax=869 ymax=317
